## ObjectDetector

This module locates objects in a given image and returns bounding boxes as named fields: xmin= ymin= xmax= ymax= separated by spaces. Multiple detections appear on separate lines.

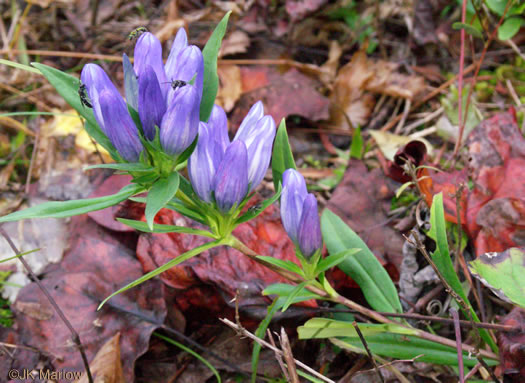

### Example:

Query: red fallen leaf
xmin=325 ymin=159 xmax=404 ymax=290
xmin=87 ymin=174 xmax=137 ymax=232
xmin=419 ymin=111 xmax=525 ymax=256
xmin=232 ymin=66 xmax=330 ymax=128
xmin=9 ymin=215 xmax=168 ymax=382
xmin=285 ymin=0 xmax=328 ymax=22
xmin=496 ymin=308 xmax=525 ymax=381
xmin=135 ymin=197 xmax=317 ymax=319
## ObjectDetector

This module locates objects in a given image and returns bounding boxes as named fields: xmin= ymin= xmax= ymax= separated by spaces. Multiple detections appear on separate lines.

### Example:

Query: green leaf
xmin=0 ymin=248 xmax=41 ymax=264
xmin=235 ymin=183 xmax=282 ymax=224
xmin=200 ymin=11 xmax=231 ymax=122
xmin=0 ymin=58 xmax=40 ymax=74
xmin=84 ymin=163 xmax=154 ymax=172
xmin=256 ymin=255 xmax=304 ymax=276
xmin=263 ymin=283 xmax=322 ymax=305
xmin=428 ymin=193 xmax=498 ymax=352
xmin=315 ymin=249 xmax=360 ymax=275
xmin=469 ymin=247 xmax=525 ymax=308
xmin=145 ymin=172 xmax=180 ymax=230
xmin=498 ymin=17 xmax=523 ymax=40
xmin=330 ymin=333 xmax=496 ymax=367
xmin=452 ymin=22 xmax=484 ymax=39
xmin=31 ymin=62 xmax=117 ymax=157
xmin=349 ymin=126 xmax=363 ymax=159
xmin=0 ymin=183 xmax=143 ymax=223
xmin=98 ymin=239 xmax=223 ymax=309
xmin=271 ymin=118 xmax=296 ymax=192
xmin=298 ymin=318 xmax=417 ymax=339
xmin=321 ymin=209 xmax=403 ymax=314
xmin=117 ymin=218 xmax=215 ymax=238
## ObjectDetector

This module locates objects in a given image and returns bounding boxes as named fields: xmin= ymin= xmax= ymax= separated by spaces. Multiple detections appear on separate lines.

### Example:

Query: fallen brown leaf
xmin=76 ymin=333 xmax=125 ymax=383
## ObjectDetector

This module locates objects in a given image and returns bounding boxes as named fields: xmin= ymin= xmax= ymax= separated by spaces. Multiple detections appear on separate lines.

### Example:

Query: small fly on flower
xmin=78 ymin=83 xmax=92 ymax=108
xmin=128 ymin=27 xmax=148 ymax=41
xmin=163 ymin=79 xmax=187 ymax=90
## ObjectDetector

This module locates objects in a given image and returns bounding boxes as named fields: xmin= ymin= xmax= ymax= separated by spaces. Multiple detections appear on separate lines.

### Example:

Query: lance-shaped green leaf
xmin=117 ymin=218 xmax=215 ymax=238
xmin=315 ymin=249 xmax=360 ymax=276
xmin=145 ymin=172 xmax=180 ymax=230
xmin=31 ymin=62 xmax=117 ymax=157
xmin=469 ymin=247 xmax=525 ymax=309
xmin=428 ymin=193 xmax=498 ymax=352
xmin=98 ymin=239 xmax=223 ymax=309
xmin=330 ymin=334 xmax=496 ymax=368
xmin=256 ymin=256 xmax=304 ymax=276
xmin=0 ymin=183 xmax=143 ymax=223
xmin=271 ymin=119 xmax=296 ymax=192
xmin=84 ymin=163 xmax=154 ymax=172
xmin=321 ymin=209 xmax=403 ymax=314
xmin=298 ymin=318 xmax=417 ymax=339
xmin=200 ymin=11 xmax=231 ymax=122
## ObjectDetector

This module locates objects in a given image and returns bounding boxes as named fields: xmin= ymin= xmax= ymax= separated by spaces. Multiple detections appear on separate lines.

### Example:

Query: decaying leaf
xmin=419 ymin=111 xmax=525 ymax=256
xmin=9 ymin=214 xmax=167 ymax=382
xmin=331 ymin=52 xmax=426 ymax=130
xmin=219 ymin=30 xmax=250 ymax=56
xmin=76 ymin=333 xmax=125 ymax=383
xmin=469 ymin=248 xmax=525 ymax=308
xmin=369 ymin=131 xmax=433 ymax=162
xmin=231 ymin=66 xmax=330 ymax=127
xmin=497 ymin=308 xmax=525 ymax=381
xmin=216 ymin=64 xmax=242 ymax=112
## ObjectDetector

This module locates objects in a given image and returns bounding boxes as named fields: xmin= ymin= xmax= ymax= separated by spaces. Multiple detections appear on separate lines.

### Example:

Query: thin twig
xmin=0 ymin=227 xmax=94 ymax=383
xmin=456 ymin=0 xmax=468 ymax=160
xmin=220 ymin=318 xmax=335 ymax=383
xmin=353 ymin=354 xmax=424 ymax=377
xmin=464 ymin=362 xmax=482 ymax=380
xmin=267 ymin=330 xmax=289 ymax=382
xmin=352 ymin=321 xmax=384 ymax=383
xmin=451 ymin=308 xmax=465 ymax=383
xmin=279 ymin=328 xmax=300 ymax=383
xmin=455 ymin=0 xmax=514 ymax=156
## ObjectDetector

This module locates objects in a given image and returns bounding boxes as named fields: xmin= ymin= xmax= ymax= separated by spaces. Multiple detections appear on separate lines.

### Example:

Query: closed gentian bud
xmin=99 ymin=90 xmax=143 ymax=162
xmin=165 ymin=46 xmax=204 ymax=107
xmin=81 ymin=63 xmax=122 ymax=135
xmin=208 ymin=105 xmax=230 ymax=153
xmin=244 ymin=116 xmax=276 ymax=192
xmin=160 ymin=85 xmax=200 ymax=156
xmin=165 ymin=28 xmax=189 ymax=77
xmin=188 ymin=123 xmax=217 ymax=204
xmin=297 ymin=194 xmax=322 ymax=258
xmin=123 ymin=53 xmax=138 ymax=111
xmin=138 ymin=65 xmax=166 ymax=140
xmin=213 ymin=140 xmax=249 ymax=212
xmin=281 ymin=169 xmax=308 ymax=242
xmin=234 ymin=101 xmax=264 ymax=142
xmin=134 ymin=32 xmax=167 ymax=97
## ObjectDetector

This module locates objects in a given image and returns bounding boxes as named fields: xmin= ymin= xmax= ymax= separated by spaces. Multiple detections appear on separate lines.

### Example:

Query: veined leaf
xmin=315 ymin=249 xmax=360 ymax=275
xmin=321 ymin=209 xmax=403 ymax=314
xmin=298 ymin=318 xmax=417 ymax=339
xmin=256 ymin=255 xmax=304 ymax=276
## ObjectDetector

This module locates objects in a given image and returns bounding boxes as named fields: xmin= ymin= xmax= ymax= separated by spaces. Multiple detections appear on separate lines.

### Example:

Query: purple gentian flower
xmin=188 ymin=103 xmax=276 ymax=212
xmin=281 ymin=169 xmax=322 ymax=258
xmin=80 ymin=28 xmax=203 ymax=160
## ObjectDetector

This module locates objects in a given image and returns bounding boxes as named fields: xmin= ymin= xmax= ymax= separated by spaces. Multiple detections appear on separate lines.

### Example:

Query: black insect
xmin=78 ymin=83 xmax=92 ymax=109
xmin=128 ymin=27 xmax=148 ymax=41
xmin=169 ymin=80 xmax=187 ymax=90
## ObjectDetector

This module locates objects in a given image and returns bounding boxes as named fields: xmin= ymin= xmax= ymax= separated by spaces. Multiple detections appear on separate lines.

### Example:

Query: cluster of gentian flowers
xmin=80 ymin=28 xmax=322 ymax=259
xmin=81 ymin=28 xmax=203 ymax=162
